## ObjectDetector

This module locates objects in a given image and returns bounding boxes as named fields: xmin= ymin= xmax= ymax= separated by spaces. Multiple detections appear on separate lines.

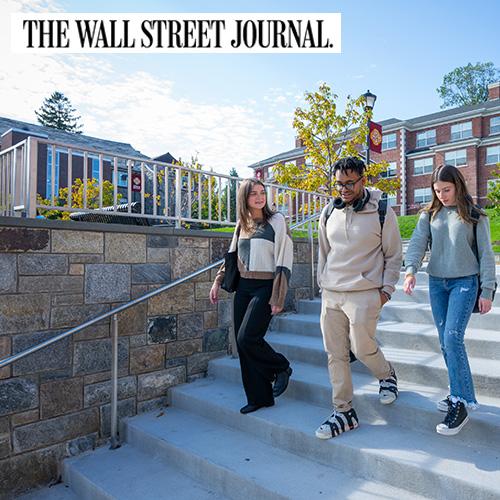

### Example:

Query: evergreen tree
xmin=35 ymin=91 xmax=83 ymax=134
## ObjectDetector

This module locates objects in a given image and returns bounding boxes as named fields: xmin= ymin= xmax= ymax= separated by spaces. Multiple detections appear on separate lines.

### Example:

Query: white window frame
xmin=490 ymin=116 xmax=500 ymax=135
xmin=416 ymin=129 xmax=436 ymax=148
xmin=486 ymin=146 xmax=500 ymax=165
xmin=46 ymin=148 xmax=60 ymax=199
xmin=382 ymin=133 xmax=397 ymax=151
xmin=386 ymin=193 xmax=397 ymax=207
xmin=413 ymin=157 xmax=433 ymax=176
xmin=445 ymin=149 xmax=467 ymax=167
xmin=414 ymin=187 xmax=432 ymax=204
xmin=451 ymin=121 xmax=472 ymax=141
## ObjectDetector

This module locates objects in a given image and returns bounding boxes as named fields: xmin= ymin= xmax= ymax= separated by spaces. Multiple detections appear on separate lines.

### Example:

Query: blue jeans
xmin=428 ymin=275 xmax=478 ymax=406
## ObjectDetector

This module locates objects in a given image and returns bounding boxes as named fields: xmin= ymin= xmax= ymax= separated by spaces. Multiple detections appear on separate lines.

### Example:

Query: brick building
xmin=249 ymin=82 xmax=500 ymax=215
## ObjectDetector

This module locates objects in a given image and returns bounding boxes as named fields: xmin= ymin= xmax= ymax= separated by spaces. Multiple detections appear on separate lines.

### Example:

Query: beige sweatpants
xmin=320 ymin=288 xmax=392 ymax=412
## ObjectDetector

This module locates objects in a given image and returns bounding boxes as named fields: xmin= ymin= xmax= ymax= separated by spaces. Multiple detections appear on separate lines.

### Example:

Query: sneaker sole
xmin=436 ymin=416 xmax=469 ymax=436
xmin=379 ymin=394 xmax=397 ymax=405
xmin=315 ymin=422 xmax=359 ymax=440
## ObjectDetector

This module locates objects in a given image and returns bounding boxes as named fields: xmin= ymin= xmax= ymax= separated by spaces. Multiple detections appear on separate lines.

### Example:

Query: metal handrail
xmin=0 ymin=211 xmax=323 ymax=447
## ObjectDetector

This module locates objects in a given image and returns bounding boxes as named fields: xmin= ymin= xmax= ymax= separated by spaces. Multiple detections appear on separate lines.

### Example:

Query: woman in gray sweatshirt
xmin=403 ymin=164 xmax=496 ymax=436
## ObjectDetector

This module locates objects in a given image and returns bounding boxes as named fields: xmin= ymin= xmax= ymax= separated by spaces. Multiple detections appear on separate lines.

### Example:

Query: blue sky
xmin=1 ymin=0 xmax=499 ymax=175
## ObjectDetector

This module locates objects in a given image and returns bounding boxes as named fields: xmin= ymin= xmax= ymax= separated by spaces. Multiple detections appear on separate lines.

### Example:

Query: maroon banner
xmin=369 ymin=121 xmax=383 ymax=153
xmin=131 ymin=172 xmax=142 ymax=192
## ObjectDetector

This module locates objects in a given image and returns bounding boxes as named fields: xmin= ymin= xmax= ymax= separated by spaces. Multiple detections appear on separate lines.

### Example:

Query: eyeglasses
xmin=334 ymin=176 xmax=363 ymax=191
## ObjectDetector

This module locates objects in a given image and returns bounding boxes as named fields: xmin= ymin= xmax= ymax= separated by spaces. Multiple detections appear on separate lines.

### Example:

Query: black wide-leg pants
xmin=233 ymin=278 xmax=290 ymax=406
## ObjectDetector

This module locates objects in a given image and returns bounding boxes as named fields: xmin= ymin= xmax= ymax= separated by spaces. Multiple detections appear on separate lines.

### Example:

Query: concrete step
xmin=60 ymin=443 xmax=227 ymax=499
xmin=122 ymin=407 xmax=423 ymax=500
xmin=296 ymin=299 xmax=500 ymax=331
xmin=264 ymin=331 xmax=500 ymax=399
xmin=207 ymin=356 xmax=500 ymax=451
xmin=169 ymin=374 xmax=500 ymax=500
xmin=272 ymin=314 xmax=500 ymax=360
xmin=18 ymin=484 xmax=78 ymax=500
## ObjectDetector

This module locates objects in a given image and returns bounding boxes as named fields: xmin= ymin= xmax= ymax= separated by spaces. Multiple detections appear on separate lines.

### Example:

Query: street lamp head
xmin=362 ymin=90 xmax=377 ymax=111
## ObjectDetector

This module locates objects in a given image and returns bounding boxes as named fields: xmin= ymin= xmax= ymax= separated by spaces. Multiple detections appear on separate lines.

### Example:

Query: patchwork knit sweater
xmin=215 ymin=213 xmax=293 ymax=309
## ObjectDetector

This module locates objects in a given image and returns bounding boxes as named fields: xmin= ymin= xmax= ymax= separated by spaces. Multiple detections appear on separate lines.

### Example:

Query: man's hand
xmin=379 ymin=290 xmax=390 ymax=306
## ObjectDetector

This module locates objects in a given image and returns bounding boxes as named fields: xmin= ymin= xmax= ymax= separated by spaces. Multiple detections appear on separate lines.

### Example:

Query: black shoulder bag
xmin=221 ymin=226 xmax=241 ymax=293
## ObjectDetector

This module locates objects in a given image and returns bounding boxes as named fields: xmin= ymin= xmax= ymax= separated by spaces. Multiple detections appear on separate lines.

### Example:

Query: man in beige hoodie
xmin=315 ymin=157 xmax=402 ymax=440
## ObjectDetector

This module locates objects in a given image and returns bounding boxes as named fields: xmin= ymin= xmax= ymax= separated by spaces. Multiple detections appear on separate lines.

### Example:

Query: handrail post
xmin=175 ymin=168 xmax=182 ymax=228
xmin=308 ymin=221 xmax=315 ymax=300
xmin=26 ymin=137 xmax=38 ymax=218
xmin=110 ymin=314 xmax=120 ymax=450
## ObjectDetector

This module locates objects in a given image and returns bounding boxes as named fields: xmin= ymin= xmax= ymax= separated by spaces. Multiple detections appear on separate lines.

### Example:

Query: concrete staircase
xmin=22 ymin=269 xmax=500 ymax=500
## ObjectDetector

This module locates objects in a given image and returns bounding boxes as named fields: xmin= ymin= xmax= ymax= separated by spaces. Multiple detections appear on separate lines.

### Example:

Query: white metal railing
xmin=0 ymin=139 xmax=29 ymax=216
xmin=0 ymin=137 xmax=330 ymax=227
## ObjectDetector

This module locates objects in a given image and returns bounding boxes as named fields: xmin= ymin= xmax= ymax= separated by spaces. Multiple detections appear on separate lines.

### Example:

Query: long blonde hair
xmin=237 ymin=178 xmax=275 ymax=232
xmin=424 ymin=164 xmax=485 ymax=223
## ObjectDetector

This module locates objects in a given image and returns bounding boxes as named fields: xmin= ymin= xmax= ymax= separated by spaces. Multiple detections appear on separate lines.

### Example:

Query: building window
xmin=381 ymin=162 xmax=397 ymax=178
xmin=450 ymin=121 xmax=472 ymax=141
xmin=381 ymin=193 xmax=397 ymax=207
xmin=445 ymin=149 xmax=467 ymax=167
xmin=46 ymin=148 xmax=60 ymax=199
xmin=382 ymin=133 xmax=397 ymax=151
xmin=113 ymin=171 xmax=128 ymax=188
xmin=486 ymin=146 xmax=500 ymax=165
xmin=90 ymin=157 xmax=100 ymax=181
xmin=414 ymin=157 xmax=433 ymax=175
xmin=490 ymin=116 xmax=500 ymax=135
xmin=414 ymin=187 xmax=432 ymax=204
xmin=416 ymin=129 xmax=436 ymax=148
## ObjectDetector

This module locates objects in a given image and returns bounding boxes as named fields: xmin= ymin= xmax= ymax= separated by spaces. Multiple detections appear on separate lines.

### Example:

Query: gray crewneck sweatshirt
xmin=404 ymin=207 xmax=496 ymax=300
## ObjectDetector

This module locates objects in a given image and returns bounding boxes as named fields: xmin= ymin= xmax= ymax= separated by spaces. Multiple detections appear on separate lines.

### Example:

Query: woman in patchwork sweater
xmin=209 ymin=178 xmax=294 ymax=414
xmin=404 ymin=165 xmax=496 ymax=436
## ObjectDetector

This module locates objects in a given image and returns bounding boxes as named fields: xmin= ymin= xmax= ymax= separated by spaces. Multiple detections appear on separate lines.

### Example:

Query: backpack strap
xmin=378 ymin=198 xmax=388 ymax=231
xmin=323 ymin=201 xmax=335 ymax=226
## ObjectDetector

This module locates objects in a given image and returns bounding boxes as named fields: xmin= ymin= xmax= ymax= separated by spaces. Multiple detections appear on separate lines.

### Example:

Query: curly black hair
xmin=333 ymin=156 xmax=366 ymax=177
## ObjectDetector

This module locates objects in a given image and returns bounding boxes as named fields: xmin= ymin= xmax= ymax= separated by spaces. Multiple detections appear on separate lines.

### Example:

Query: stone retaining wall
xmin=0 ymin=217 xmax=314 ymax=497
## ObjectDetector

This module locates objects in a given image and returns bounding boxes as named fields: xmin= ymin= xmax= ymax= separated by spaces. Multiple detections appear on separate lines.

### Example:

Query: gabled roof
xmin=0 ymin=116 xmax=149 ymax=159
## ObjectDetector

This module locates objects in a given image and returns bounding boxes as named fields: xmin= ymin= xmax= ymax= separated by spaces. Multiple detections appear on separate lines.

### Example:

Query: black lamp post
xmin=362 ymin=90 xmax=377 ymax=167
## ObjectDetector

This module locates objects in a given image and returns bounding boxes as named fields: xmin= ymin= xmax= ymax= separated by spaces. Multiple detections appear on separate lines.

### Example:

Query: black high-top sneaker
xmin=436 ymin=400 xmax=469 ymax=436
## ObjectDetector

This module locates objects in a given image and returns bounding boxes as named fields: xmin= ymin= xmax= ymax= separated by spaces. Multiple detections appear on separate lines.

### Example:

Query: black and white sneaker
xmin=379 ymin=367 xmax=398 ymax=405
xmin=315 ymin=408 xmax=359 ymax=439
xmin=437 ymin=395 xmax=450 ymax=412
xmin=436 ymin=400 xmax=469 ymax=436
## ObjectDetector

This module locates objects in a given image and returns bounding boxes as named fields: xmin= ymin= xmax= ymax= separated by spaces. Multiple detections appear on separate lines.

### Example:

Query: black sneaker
xmin=379 ymin=367 xmax=398 ymax=405
xmin=273 ymin=366 xmax=292 ymax=398
xmin=436 ymin=400 xmax=469 ymax=436
xmin=315 ymin=408 xmax=359 ymax=439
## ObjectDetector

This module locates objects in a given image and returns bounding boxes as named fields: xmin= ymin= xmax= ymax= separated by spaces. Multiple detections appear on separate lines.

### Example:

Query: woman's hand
xmin=379 ymin=291 xmax=390 ymax=306
xmin=271 ymin=305 xmax=283 ymax=315
xmin=403 ymin=275 xmax=416 ymax=295
xmin=209 ymin=283 xmax=220 ymax=305
xmin=478 ymin=297 xmax=493 ymax=314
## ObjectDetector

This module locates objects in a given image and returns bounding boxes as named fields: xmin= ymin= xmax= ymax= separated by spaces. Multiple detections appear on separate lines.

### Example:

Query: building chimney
xmin=295 ymin=137 xmax=304 ymax=148
xmin=488 ymin=82 xmax=500 ymax=100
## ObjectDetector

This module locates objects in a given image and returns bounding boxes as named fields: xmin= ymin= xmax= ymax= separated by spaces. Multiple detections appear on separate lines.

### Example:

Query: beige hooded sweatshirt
xmin=317 ymin=189 xmax=402 ymax=296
